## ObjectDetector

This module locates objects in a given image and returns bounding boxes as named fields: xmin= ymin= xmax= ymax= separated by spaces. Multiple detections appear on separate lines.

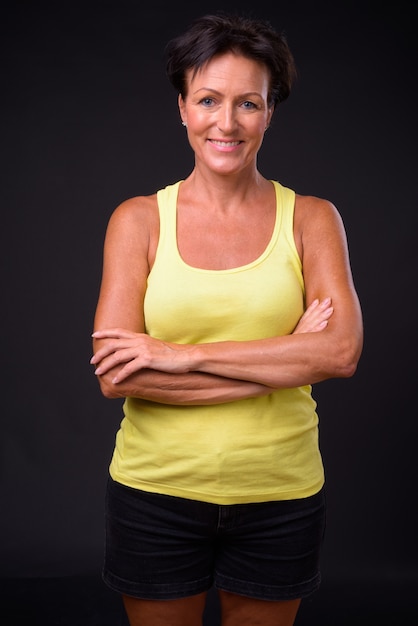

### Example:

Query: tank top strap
xmin=271 ymin=180 xmax=296 ymax=241
xmin=156 ymin=180 xmax=182 ymax=259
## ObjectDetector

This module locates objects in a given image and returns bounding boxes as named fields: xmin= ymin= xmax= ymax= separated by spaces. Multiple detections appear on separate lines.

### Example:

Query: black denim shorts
xmin=103 ymin=477 xmax=326 ymax=601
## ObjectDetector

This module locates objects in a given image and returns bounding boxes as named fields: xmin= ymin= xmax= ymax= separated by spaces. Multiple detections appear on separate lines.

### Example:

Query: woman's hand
xmin=292 ymin=298 xmax=333 ymax=334
xmin=91 ymin=329 xmax=192 ymax=383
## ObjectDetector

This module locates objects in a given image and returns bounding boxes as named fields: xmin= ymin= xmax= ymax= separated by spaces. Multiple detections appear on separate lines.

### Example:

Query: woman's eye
xmin=242 ymin=101 xmax=257 ymax=109
xmin=200 ymin=97 xmax=214 ymax=107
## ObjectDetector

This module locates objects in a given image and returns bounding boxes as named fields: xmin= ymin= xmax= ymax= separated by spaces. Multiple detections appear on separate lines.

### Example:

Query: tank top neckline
xmin=167 ymin=180 xmax=282 ymax=275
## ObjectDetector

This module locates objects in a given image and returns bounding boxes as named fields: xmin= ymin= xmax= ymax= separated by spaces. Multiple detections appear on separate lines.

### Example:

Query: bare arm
xmin=96 ymin=368 xmax=275 ymax=404
xmin=93 ymin=297 xmax=333 ymax=402
xmin=92 ymin=195 xmax=278 ymax=403
xmin=92 ymin=195 xmax=358 ymax=395
xmin=184 ymin=195 xmax=363 ymax=387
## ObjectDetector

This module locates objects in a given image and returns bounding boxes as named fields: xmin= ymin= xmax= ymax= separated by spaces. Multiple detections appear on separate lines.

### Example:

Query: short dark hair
xmin=165 ymin=12 xmax=297 ymax=107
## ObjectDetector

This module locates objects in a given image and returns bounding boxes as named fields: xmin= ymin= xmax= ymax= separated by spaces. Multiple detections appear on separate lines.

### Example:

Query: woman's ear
xmin=178 ymin=93 xmax=187 ymax=126
xmin=266 ymin=106 xmax=275 ymax=130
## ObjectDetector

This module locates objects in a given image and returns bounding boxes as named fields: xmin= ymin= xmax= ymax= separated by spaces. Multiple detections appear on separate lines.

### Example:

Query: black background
xmin=1 ymin=0 xmax=417 ymax=622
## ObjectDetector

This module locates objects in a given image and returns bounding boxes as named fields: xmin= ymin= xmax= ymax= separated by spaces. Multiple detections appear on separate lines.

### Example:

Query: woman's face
xmin=178 ymin=52 xmax=273 ymax=177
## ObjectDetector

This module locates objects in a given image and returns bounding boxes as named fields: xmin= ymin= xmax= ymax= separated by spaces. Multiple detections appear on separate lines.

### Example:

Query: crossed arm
xmin=91 ymin=298 xmax=336 ymax=404
xmin=90 ymin=194 xmax=363 ymax=405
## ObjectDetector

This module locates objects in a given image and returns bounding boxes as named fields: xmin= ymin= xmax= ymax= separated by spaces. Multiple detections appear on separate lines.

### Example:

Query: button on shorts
xmin=103 ymin=477 xmax=326 ymax=601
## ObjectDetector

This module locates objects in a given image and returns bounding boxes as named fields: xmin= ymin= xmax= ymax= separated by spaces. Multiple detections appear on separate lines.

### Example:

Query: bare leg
xmin=122 ymin=591 xmax=207 ymax=626
xmin=219 ymin=590 xmax=301 ymax=626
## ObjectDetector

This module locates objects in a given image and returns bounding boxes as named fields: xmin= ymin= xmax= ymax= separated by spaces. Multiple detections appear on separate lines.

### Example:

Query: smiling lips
xmin=209 ymin=139 xmax=242 ymax=148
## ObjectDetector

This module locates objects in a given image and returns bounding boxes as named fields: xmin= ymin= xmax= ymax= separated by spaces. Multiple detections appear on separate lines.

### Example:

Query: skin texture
xmin=122 ymin=591 xmax=301 ymax=626
xmin=91 ymin=52 xmax=363 ymax=625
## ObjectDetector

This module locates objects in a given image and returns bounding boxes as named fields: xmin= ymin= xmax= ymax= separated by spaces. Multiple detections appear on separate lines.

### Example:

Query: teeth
xmin=211 ymin=140 xmax=240 ymax=147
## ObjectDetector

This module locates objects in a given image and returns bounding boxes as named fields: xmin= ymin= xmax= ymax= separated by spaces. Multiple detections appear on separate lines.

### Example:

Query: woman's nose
xmin=216 ymin=105 xmax=237 ymax=133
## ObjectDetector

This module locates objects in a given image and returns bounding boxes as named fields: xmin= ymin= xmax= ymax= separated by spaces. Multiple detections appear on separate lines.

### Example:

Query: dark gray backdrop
xmin=1 ymin=0 xmax=417 ymax=593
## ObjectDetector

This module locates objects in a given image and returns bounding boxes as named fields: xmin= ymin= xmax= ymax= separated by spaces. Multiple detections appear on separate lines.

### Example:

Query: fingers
xmin=90 ymin=329 xmax=141 ymax=365
xmin=109 ymin=361 xmax=140 ymax=384
xmin=90 ymin=342 xmax=127 ymax=367
xmin=293 ymin=297 xmax=334 ymax=334
xmin=305 ymin=297 xmax=330 ymax=314
xmin=90 ymin=329 xmax=143 ymax=378
xmin=91 ymin=347 xmax=139 ymax=376
xmin=305 ymin=298 xmax=333 ymax=318
xmin=90 ymin=331 xmax=175 ymax=380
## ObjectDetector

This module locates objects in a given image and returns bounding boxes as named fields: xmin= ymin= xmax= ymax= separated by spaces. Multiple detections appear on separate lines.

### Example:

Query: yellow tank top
xmin=109 ymin=180 xmax=325 ymax=504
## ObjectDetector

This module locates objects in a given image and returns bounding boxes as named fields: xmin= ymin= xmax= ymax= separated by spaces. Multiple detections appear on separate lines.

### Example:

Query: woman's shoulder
xmin=106 ymin=193 xmax=159 ymax=233
xmin=102 ymin=194 xmax=160 ymax=255
xmin=295 ymin=192 xmax=337 ymax=212
xmin=292 ymin=193 xmax=346 ymax=257
xmin=294 ymin=192 xmax=342 ymax=226
xmin=112 ymin=192 xmax=159 ymax=219
xmin=293 ymin=193 xmax=348 ymax=259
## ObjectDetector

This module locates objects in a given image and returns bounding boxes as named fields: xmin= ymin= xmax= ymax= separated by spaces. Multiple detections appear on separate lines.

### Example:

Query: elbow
xmin=338 ymin=359 xmax=358 ymax=379
xmin=102 ymin=387 xmax=121 ymax=400
xmin=333 ymin=336 xmax=363 ymax=379
xmin=97 ymin=375 xmax=123 ymax=399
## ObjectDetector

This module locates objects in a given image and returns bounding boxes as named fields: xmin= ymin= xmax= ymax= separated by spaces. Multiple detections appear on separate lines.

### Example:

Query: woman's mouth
xmin=209 ymin=139 xmax=242 ymax=148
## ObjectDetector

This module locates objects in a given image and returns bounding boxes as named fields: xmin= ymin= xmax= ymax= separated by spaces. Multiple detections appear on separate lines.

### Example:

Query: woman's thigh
xmin=219 ymin=591 xmax=301 ymax=626
xmin=122 ymin=592 xmax=301 ymax=626
xmin=122 ymin=592 xmax=208 ymax=626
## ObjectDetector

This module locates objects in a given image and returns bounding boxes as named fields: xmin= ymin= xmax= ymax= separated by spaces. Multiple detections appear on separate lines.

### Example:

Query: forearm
xmin=190 ymin=326 xmax=362 ymax=388
xmin=97 ymin=367 xmax=273 ymax=405
xmin=180 ymin=294 xmax=363 ymax=387
xmin=91 ymin=297 xmax=363 ymax=390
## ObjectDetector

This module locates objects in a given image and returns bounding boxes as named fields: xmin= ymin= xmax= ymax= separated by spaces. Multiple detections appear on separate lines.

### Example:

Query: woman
xmin=91 ymin=12 xmax=363 ymax=626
